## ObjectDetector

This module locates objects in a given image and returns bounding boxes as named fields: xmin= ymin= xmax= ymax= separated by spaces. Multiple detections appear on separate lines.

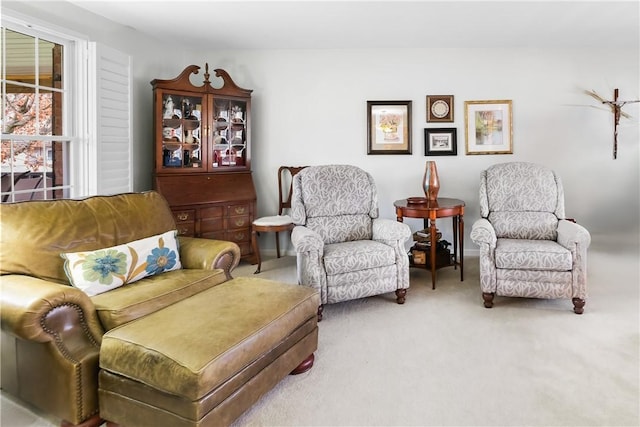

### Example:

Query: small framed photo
xmin=367 ymin=100 xmax=412 ymax=155
xmin=425 ymin=128 xmax=457 ymax=156
xmin=427 ymin=95 xmax=454 ymax=122
xmin=464 ymin=100 xmax=513 ymax=155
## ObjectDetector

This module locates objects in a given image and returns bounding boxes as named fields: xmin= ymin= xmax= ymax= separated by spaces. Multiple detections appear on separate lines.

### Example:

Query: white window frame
xmin=2 ymin=11 xmax=132 ymax=200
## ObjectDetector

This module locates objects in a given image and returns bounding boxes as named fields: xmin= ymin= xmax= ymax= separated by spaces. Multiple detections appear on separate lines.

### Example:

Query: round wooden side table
xmin=394 ymin=197 xmax=465 ymax=290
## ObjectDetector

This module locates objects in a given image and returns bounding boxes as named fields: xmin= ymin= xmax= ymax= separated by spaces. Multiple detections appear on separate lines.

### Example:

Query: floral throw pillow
xmin=61 ymin=230 xmax=181 ymax=296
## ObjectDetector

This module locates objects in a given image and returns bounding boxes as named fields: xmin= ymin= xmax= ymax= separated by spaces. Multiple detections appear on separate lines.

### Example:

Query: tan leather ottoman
xmin=98 ymin=276 xmax=319 ymax=427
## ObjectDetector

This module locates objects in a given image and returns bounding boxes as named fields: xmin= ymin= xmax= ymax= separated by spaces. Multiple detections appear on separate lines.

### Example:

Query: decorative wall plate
xmin=427 ymin=95 xmax=454 ymax=122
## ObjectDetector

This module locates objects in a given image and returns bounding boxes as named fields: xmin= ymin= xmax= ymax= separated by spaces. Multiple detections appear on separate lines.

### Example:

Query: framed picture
xmin=367 ymin=100 xmax=412 ymax=154
xmin=425 ymin=128 xmax=457 ymax=156
xmin=426 ymin=95 xmax=454 ymax=122
xmin=464 ymin=100 xmax=513 ymax=155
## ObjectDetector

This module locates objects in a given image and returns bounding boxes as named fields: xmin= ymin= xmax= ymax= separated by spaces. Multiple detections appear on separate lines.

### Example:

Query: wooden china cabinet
xmin=151 ymin=64 xmax=257 ymax=263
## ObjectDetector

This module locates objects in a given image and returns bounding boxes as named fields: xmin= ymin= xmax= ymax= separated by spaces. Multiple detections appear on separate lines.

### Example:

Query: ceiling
xmin=69 ymin=1 xmax=639 ymax=50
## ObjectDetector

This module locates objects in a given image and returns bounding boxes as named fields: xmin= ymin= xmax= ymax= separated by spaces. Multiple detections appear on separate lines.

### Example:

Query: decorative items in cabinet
xmin=152 ymin=65 xmax=257 ymax=263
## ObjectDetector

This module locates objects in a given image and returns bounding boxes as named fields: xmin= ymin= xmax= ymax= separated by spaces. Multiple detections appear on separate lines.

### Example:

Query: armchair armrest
xmin=470 ymin=218 xmax=497 ymax=247
xmin=372 ymin=218 xmax=412 ymax=243
xmin=291 ymin=226 xmax=324 ymax=254
xmin=557 ymin=220 xmax=591 ymax=249
xmin=1 ymin=275 xmax=103 ymax=345
xmin=177 ymin=236 xmax=241 ymax=279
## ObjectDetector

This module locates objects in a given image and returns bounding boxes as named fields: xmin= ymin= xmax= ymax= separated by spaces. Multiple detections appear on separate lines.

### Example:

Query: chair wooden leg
xmin=482 ymin=292 xmax=495 ymax=308
xmin=275 ymin=231 xmax=281 ymax=258
xmin=317 ymin=305 xmax=324 ymax=322
xmin=251 ymin=227 xmax=262 ymax=274
xmin=572 ymin=298 xmax=585 ymax=314
xmin=395 ymin=288 xmax=407 ymax=304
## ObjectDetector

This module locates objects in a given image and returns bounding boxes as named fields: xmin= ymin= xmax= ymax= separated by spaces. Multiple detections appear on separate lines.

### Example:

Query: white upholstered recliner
xmin=290 ymin=165 xmax=412 ymax=319
xmin=470 ymin=162 xmax=591 ymax=314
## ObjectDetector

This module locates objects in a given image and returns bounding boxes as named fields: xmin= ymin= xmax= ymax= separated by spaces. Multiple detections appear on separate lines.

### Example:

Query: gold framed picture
xmin=426 ymin=95 xmax=454 ymax=122
xmin=464 ymin=100 xmax=513 ymax=155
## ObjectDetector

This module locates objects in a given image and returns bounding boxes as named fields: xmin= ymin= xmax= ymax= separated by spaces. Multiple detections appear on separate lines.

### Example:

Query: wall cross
xmin=585 ymin=88 xmax=639 ymax=159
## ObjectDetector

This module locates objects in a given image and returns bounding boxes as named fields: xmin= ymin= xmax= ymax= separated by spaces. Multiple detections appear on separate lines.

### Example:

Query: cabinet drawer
xmin=225 ymin=228 xmax=250 ymax=243
xmin=176 ymin=222 xmax=195 ymax=236
xmin=200 ymin=217 xmax=224 ymax=234
xmin=200 ymin=206 xmax=224 ymax=218
xmin=225 ymin=215 xmax=251 ymax=229
xmin=200 ymin=230 xmax=225 ymax=240
xmin=227 ymin=204 xmax=251 ymax=216
xmin=173 ymin=210 xmax=195 ymax=223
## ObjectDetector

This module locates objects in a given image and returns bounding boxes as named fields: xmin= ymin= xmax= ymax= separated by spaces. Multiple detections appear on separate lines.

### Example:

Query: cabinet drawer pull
xmin=235 ymin=219 xmax=246 ymax=227
xmin=177 ymin=213 xmax=189 ymax=221
xmin=235 ymin=233 xmax=245 ymax=241
xmin=178 ymin=227 xmax=190 ymax=235
xmin=234 ymin=206 xmax=246 ymax=214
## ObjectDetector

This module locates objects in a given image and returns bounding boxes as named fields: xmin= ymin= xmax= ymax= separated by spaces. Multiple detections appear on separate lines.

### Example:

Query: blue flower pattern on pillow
xmin=146 ymin=246 xmax=178 ymax=275
xmin=83 ymin=249 xmax=127 ymax=285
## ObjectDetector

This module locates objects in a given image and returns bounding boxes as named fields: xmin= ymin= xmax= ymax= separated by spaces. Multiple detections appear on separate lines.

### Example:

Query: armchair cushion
xmin=495 ymin=239 xmax=572 ymax=271
xmin=61 ymin=230 xmax=181 ymax=296
xmin=323 ymin=240 xmax=395 ymax=275
xmin=488 ymin=211 xmax=559 ymax=240
xmin=307 ymin=214 xmax=373 ymax=244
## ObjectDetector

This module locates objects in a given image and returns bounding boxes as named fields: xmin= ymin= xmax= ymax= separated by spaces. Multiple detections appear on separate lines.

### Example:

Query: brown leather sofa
xmin=0 ymin=191 xmax=319 ymax=427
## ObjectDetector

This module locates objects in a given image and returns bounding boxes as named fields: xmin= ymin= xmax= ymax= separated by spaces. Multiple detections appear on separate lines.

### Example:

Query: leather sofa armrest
xmin=177 ymin=237 xmax=241 ymax=279
xmin=1 ymin=275 xmax=103 ymax=345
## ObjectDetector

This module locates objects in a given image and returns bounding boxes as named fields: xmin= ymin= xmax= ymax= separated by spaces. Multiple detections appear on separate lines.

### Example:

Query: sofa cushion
xmin=91 ymin=268 xmax=227 ymax=330
xmin=61 ymin=230 xmax=181 ymax=296
xmin=495 ymin=239 xmax=572 ymax=271
xmin=99 ymin=277 xmax=320 ymax=400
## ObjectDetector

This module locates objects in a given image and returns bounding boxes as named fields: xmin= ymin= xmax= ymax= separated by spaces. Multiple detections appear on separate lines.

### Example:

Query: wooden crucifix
xmin=585 ymin=88 xmax=640 ymax=159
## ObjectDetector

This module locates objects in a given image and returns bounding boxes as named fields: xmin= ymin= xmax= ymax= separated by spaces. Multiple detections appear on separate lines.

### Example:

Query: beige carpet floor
xmin=2 ymin=237 xmax=638 ymax=426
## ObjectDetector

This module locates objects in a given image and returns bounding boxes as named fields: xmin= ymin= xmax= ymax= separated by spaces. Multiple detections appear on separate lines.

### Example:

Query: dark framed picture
xmin=427 ymin=95 xmax=454 ymax=122
xmin=464 ymin=100 xmax=513 ymax=155
xmin=367 ymin=100 xmax=412 ymax=154
xmin=425 ymin=128 xmax=457 ymax=156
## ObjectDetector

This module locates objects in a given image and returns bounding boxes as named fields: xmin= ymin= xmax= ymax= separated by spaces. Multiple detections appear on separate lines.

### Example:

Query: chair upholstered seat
xmin=470 ymin=162 xmax=591 ymax=314
xmin=291 ymin=164 xmax=412 ymax=317
xmin=495 ymin=239 xmax=572 ymax=271
xmin=323 ymin=240 xmax=396 ymax=275
xmin=252 ymin=214 xmax=293 ymax=227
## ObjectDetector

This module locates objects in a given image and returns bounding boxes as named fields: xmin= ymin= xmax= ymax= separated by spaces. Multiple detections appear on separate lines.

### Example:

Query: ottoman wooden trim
xmin=98 ymin=277 xmax=319 ymax=426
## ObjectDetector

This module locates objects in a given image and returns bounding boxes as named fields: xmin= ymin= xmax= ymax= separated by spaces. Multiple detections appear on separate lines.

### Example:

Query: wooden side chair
xmin=251 ymin=166 xmax=307 ymax=273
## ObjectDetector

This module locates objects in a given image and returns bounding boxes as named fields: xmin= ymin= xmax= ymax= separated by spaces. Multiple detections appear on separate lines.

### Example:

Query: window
xmin=1 ymin=13 xmax=132 ymax=203
xmin=1 ymin=23 xmax=73 ymax=202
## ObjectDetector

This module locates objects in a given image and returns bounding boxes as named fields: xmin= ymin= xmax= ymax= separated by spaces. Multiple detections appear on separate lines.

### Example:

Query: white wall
xmin=202 ymin=47 xmax=639 ymax=253
xmin=5 ymin=1 xmax=639 ymax=255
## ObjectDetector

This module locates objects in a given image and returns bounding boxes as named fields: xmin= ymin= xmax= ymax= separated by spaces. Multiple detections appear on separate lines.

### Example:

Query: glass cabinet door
xmin=212 ymin=98 xmax=247 ymax=169
xmin=161 ymin=93 xmax=204 ymax=170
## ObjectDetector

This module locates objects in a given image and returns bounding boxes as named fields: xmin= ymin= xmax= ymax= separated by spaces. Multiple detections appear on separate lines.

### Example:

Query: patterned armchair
xmin=291 ymin=165 xmax=412 ymax=319
xmin=470 ymin=162 xmax=591 ymax=314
